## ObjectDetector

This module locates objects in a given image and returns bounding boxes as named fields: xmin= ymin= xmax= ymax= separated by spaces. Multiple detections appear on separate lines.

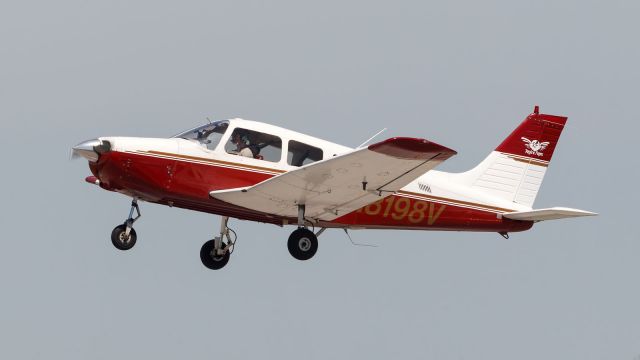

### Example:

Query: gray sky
xmin=1 ymin=0 xmax=638 ymax=359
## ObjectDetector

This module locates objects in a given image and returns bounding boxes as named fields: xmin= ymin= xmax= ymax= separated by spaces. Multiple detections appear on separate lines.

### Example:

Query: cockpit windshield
xmin=172 ymin=120 xmax=230 ymax=150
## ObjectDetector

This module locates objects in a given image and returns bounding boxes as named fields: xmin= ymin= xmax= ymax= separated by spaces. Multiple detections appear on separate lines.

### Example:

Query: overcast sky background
xmin=1 ymin=0 xmax=638 ymax=359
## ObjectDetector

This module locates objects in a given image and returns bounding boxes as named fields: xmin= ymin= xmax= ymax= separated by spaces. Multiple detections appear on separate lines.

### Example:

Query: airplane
xmin=72 ymin=106 xmax=596 ymax=270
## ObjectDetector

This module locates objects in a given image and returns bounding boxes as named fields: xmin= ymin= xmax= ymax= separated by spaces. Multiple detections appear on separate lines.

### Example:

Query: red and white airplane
xmin=72 ymin=106 xmax=595 ymax=270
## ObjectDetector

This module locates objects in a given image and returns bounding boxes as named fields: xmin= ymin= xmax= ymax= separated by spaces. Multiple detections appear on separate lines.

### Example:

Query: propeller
xmin=69 ymin=148 xmax=81 ymax=160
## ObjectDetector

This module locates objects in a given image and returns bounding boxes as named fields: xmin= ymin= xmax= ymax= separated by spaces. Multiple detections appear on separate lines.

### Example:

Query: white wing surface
xmin=210 ymin=137 xmax=457 ymax=221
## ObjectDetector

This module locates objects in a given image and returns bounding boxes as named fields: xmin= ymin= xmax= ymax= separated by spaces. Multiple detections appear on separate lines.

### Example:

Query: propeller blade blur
xmin=71 ymin=139 xmax=103 ymax=162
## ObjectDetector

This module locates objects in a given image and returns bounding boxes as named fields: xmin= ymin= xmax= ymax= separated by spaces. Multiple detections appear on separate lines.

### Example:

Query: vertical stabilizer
xmin=453 ymin=107 xmax=568 ymax=208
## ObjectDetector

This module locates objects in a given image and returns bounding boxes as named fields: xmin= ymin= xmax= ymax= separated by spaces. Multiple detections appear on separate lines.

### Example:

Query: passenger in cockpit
xmin=230 ymin=132 xmax=253 ymax=158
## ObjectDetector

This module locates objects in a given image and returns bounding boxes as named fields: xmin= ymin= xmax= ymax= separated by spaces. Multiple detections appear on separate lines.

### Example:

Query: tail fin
xmin=454 ymin=106 xmax=568 ymax=208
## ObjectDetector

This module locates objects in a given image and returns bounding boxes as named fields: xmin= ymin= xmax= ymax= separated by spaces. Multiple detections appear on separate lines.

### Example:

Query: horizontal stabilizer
xmin=502 ymin=207 xmax=597 ymax=222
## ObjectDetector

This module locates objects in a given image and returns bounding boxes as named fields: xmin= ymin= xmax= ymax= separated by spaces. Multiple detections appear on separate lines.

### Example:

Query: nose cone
xmin=72 ymin=139 xmax=111 ymax=162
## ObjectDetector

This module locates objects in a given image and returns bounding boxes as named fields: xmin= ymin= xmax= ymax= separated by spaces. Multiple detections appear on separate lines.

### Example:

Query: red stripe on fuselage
xmin=89 ymin=151 xmax=532 ymax=232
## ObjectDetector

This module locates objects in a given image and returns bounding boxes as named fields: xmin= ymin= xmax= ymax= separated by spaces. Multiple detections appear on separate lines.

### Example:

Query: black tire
xmin=111 ymin=224 xmax=137 ymax=251
xmin=200 ymin=240 xmax=230 ymax=270
xmin=287 ymin=228 xmax=318 ymax=261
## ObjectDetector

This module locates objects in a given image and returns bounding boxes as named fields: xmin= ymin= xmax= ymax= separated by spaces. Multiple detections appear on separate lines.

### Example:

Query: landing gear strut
xmin=111 ymin=199 xmax=141 ymax=251
xmin=287 ymin=205 xmax=318 ymax=261
xmin=200 ymin=216 xmax=236 ymax=270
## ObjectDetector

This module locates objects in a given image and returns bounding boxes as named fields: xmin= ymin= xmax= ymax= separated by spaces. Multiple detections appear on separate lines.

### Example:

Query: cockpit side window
xmin=173 ymin=121 xmax=229 ymax=151
xmin=224 ymin=127 xmax=282 ymax=162
xmin=287 ymin=140 xmax=323 ymax=167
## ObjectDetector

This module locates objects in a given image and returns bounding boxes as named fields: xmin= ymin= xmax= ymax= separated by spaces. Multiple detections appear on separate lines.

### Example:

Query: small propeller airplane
xmin=72 ymin=106 xmax=596 ymax=270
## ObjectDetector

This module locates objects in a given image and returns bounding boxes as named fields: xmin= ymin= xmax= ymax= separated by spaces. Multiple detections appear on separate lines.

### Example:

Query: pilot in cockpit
xmin=230 ymin=132 xmax=254 ymax=158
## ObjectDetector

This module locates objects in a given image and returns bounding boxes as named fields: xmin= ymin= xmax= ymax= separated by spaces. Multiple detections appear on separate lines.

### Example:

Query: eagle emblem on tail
xmin=521 ymin=137 xmax=549 ymax=157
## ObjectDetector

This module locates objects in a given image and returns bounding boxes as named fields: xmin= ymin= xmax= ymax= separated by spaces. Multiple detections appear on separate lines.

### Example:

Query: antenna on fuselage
xmin=206 ymin=117 xmax=212 ymax=124
xmin=343 ymin=228 xmax=378 ymax=247
xmin=357 ymin=128 xmax=387 ymax=148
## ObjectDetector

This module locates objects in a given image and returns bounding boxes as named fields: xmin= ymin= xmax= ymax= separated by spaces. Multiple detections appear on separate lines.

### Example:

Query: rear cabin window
xmin=287 ymin=140 xmax=323 ymax=166
xmin=224 ymin=128 xmax=282 ymax=163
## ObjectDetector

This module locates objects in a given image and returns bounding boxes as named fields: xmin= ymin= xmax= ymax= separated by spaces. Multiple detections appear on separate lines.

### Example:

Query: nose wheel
xmin=111 ymin=199 xmax=141 ymax=251
xmin=111 ymin=224 xmax=137 ymax=250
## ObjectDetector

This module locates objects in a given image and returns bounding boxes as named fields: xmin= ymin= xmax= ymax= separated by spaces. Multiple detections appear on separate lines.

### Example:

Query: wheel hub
xmin=118 ymin=232 xmax=130 ymax=243
xmin=211 ymin=254 xmax=225 ymax=261
xmin=298 ymin=237 xmax=311 ymax=252
xmin=209 ymin=247 xmax=226 ymax=261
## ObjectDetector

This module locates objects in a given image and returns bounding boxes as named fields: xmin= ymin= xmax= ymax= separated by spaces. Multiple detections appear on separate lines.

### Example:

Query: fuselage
xmin=82 ymin=118 xmax=533 ymax=233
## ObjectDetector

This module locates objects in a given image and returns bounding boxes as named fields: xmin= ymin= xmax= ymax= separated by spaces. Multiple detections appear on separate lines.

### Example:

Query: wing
xmin=521 ymin=137 xmax=532 ymax=145
xmin=210 ymin=137 xmax=457 ymax=221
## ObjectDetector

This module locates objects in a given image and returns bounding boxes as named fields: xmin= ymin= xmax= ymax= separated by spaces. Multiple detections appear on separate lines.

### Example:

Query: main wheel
xmin=200 ymin=240 xmax=230 ymax=270
xmin=287 ymin=228 xmax=318 ymax=261
xmin=111 ymin=224 xmax=137 ymax=251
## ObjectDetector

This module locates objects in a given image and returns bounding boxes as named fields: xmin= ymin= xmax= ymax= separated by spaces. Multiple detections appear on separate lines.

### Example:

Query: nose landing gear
xmin=110 ymin=199 xmax=141 ymax=251
xmin=200 ymin=216 xmax=236 ymax=270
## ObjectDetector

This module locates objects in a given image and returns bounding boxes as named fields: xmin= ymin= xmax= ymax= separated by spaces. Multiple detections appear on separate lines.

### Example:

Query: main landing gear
xmin=200 ymin=216 xmax=236 ymax=270
xmin=111 ymin=199 xmax=141 ymax=251
xmin=287 ymin=205 xmax=319 ymax=261
xmin=198 ymin=205 xmax=320 ymax=270
xmin=288 ymin=228 xmax=318 ymax=260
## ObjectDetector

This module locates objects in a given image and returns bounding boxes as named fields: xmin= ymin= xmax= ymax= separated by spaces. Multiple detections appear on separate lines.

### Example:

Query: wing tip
xmin=368 ymin=137 xmax=457 ymax=160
